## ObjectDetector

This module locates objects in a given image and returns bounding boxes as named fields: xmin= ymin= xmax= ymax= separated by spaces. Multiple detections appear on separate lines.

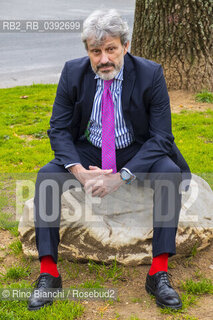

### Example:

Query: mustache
xmin=97 ymin=62 xmax=115 ymax=70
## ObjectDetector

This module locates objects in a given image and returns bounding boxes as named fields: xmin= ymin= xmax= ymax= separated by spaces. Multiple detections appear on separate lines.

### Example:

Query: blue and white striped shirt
xmin=65 ymin=66 xmax=135 ymax=169
xmin=88 ymin=66 xmax=134 ymax=149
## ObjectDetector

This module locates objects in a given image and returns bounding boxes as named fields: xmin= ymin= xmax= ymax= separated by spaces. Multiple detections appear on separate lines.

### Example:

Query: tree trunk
xmin=131 ymin=0 xmax=213 ymax=92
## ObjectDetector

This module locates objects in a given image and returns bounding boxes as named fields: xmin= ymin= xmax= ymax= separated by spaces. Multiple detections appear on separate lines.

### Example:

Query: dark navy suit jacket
xmin=47 ymin=52 xmax=190 ymax=174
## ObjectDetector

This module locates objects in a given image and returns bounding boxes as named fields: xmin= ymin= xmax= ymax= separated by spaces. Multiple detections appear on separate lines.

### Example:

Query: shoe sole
xmin=28 ymin=301 xmax=53 ymax=311
xmin=145 ymin=284 xmax=182 ymax=310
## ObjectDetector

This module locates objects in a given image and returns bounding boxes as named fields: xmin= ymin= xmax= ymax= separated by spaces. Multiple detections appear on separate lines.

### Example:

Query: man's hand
xmin=84 ymin=170 xmax=125 ymax=198
xmin=68 ymin=164 xmax=113 ymax=186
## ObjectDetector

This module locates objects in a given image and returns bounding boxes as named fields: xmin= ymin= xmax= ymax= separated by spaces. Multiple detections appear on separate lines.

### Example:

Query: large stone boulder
xmin=18 ymin=174 xmax=213 ymax=265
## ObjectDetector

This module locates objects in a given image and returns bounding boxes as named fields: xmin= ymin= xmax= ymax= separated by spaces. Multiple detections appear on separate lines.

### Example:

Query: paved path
xmin=0 ymin=0 xmax=135 ymax=88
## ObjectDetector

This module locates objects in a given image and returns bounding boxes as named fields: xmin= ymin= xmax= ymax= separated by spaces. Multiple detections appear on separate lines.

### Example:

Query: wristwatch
xmin=120 ymin=168 xmax=136 ymax=184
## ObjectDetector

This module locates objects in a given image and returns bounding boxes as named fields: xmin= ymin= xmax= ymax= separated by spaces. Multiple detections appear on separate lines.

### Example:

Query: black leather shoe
xmin=145 ymin=271 xmax=182 ymax=309
xmin=28 ymin=273 xmax=62 ymax=311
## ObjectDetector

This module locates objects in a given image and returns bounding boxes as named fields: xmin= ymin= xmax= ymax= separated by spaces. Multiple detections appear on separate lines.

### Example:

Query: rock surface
xmin=18 ymin=174 xmax=213 ymax=265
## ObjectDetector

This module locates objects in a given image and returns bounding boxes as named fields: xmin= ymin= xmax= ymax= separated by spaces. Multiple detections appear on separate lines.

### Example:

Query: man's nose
xmin=99 ymin=52 xmax=109 ymax=64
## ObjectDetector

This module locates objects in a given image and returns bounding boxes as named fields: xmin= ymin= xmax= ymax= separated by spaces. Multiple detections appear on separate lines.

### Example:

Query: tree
xmin=131 ymin=0 xmax=213 ymax=91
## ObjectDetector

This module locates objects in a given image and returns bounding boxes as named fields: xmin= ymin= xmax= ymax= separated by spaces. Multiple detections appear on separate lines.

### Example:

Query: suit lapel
xmin=121 ymin=53 xmax=136 ymax=131
xmin=81 ymin=65 xmax=97 ymax=133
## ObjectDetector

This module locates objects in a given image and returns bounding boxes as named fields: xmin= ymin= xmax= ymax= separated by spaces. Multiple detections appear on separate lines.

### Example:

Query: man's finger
xmin=102 ymin=169 xmax=113 ymax=174
xmin=84 ymin=180 xmax=95 ymax=192
xmin=85 ymin=179 xmax=101 ymax=187
xmin=84 ymin=184 xmax=92 ymax=193
xmin=89 ymin=166 xmax=113 ymax=174
xmin=100 ymin=192 xmax=107 ymax=198
xmin=89 ymin=165 xmax=100 ymax=170
xmin=92 ymin=187 xmax=103 ymax=197
xmin=84 ymin=179 xmax=103 ymax=193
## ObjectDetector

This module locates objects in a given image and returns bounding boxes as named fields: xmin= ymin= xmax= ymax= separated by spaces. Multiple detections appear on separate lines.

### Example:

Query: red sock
xmin=149 ymin=253 xmax=169 ymax=276
xmin=40 ymin=255 xmax=59 ymax=277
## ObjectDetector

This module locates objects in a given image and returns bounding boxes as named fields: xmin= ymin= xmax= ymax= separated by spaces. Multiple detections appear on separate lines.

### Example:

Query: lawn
xmin=0 ymin=84 xmax=212 ymax=320
xmin=0 ymin=84 xmax=212 ymax=175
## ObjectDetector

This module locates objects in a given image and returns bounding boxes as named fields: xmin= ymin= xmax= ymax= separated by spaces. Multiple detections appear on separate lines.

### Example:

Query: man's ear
xmin=124 ymin=41 xmax=130 ymax=55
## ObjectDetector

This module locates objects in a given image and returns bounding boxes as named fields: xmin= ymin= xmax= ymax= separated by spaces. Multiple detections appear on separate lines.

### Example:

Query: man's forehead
xmin=87 ymin=36 xmax=121 ymax=48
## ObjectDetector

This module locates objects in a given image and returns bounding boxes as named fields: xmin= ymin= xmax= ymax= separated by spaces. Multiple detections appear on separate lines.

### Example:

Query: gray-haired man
xmin=28 ymin=9 xmax=190 ymax=311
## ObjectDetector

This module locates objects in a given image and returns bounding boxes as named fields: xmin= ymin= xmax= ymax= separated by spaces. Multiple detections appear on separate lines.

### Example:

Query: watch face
xmin=121 ymin=170 xmax=131 ymax=180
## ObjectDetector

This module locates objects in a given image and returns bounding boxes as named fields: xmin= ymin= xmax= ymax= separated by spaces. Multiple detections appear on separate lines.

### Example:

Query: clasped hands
xmin=69 ymin=164 xmax=125 ymax=198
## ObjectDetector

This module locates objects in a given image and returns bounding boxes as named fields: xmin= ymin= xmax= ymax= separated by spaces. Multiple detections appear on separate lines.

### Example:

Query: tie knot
xmin=103 ymin=79 xmax=113 ymax=89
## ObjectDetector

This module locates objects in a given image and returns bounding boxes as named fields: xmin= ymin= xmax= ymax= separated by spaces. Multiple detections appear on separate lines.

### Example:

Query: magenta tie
xmin=101 ymin=79 xmax=117 ymax=173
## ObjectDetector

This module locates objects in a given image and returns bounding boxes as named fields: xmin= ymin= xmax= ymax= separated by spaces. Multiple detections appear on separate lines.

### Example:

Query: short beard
xmin=91 ymin=56 xmax=124 ymax=80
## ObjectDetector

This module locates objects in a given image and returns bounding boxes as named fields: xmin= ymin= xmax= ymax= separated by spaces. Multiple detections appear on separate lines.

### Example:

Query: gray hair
xmin=81 ymin=9 xmax=130 ymax=49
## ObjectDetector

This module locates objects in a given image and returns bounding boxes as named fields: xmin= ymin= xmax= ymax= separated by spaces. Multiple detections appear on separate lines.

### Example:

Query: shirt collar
xmin=94 ymin=65 xmax=124 ymax=81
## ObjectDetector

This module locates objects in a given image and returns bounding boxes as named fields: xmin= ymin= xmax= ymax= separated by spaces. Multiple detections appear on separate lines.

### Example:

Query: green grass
xmin=0 ymin=85 xmax=212 ymax=189
xmin=168 ymin=261 xmax=176 ymax=269
xmin=0 ymin=84 xmax=56 ymax=172
xmin=183 ymin=244 xmax=199 ymax=267
xmin=79 ymin=280 xmax=104 ymax=288
xmin=160 ymin=292 xmax=197 ymax=315
xmin=189 ymin=244 xmax=198 ymax=258
xmin=180 ymin=293 xmax=197 ymax=310
xmin=88 ymin=258 xmax=124 ymax=284
xmin=61 ymin=259 xmax=80 ymax=280
xmin=0 ymin=212 xmax=19 ymax=236
xmin=8 ymin=240 xmax=22 ymax=255
xmin=0 ymin=300 xmax=84 ymax=320
xmin=172 ymin=109 xmax=213 ymax=189
xmin=172 ymin=109 xmax=213 ymax=178
xmin=160 ymin=277 xmax=213 ymax=316
xmin=195 ymin=91 xmax=213 ymax=103
xmin=0 ymin=280 xmax=84 ymax=320
xmin=0 ymin=85 xmax=212 ymax=178
xmin=130 ymin=297 xmax=142 ymax=303
xmin=165 ymin=315 xmax=199 ymax=320
xmin=1 ymin=265 xmax=30 ymax=280
xmin=180 ymin=278 xmax=213 ymax=295
xmin=0 ymin=180 xmax=19 ymax=235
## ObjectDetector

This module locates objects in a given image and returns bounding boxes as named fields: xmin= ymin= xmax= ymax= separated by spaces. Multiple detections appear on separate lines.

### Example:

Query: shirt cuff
xmin=65 ymin=163 xmax=81 ymax=169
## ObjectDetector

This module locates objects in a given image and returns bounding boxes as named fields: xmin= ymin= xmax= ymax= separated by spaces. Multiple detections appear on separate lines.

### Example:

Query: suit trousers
xmin=34 ymin=140 xmax=182 ymax=264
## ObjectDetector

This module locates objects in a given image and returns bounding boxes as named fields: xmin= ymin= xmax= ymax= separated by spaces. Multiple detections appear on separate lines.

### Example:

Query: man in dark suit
xmin=28 ymin=9 xmax=190 ymax=311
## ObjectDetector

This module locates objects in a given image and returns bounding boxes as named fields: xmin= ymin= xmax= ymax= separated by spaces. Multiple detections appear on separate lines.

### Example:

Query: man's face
xmin=87 ymin=36 xmax=129 ymax=80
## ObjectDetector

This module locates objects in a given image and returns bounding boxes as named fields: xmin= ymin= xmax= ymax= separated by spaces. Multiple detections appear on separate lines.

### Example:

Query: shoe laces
xmin=31 ymin=274 xmax=49 ymax=289
xmin=156 ymin=272 xmax=173 ymax=287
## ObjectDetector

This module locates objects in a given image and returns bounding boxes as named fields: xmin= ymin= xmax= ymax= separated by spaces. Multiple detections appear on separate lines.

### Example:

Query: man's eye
xmin=108 ymin=47 xmax=115 ymax=52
